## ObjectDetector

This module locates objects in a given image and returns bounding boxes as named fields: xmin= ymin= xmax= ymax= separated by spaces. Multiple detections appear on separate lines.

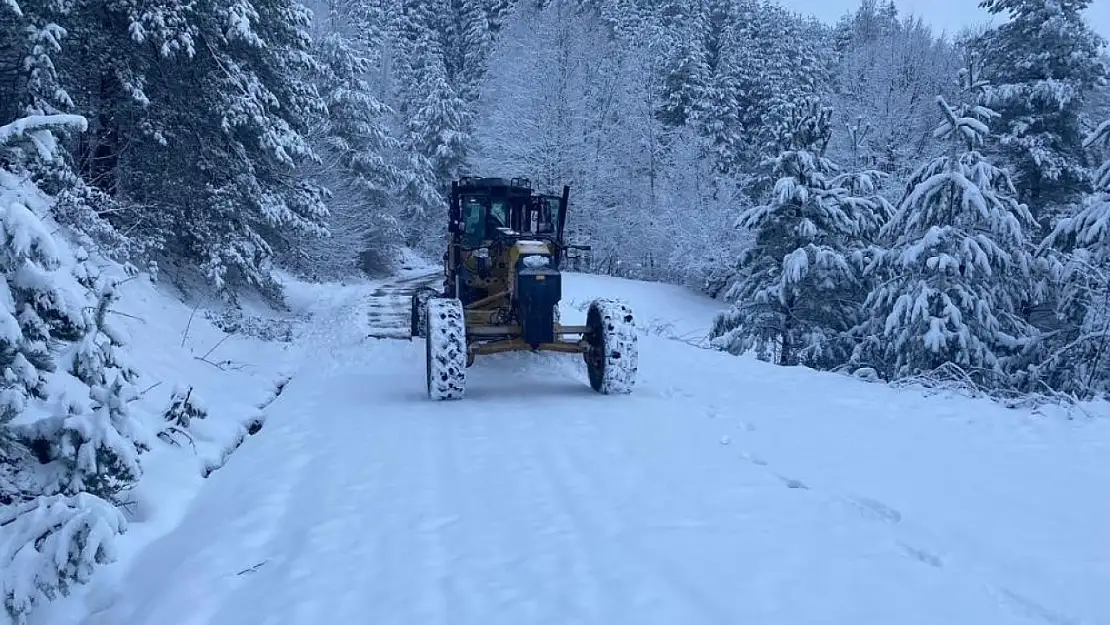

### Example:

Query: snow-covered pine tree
xmin=654 ymin=0 xmax=708 ymax=128
xmin=390 ymin=0 xmax=467 ymax=251
xmin=2 ymin=492 xmax=125 ymax=624
xmin=692 ymin=0 xmax=743 ymax=175
xmin=41 ymin=0 xmax=332 ymax=300
xmin=483 ymin=0 xmax=513 ymax=36
xmin=286 ymin=0 xmax=405 ymax=278
xmin=407 ymin=68 xmax=470 ymax=189
xmin=973 ymin=0 xmax=1108 ymax=231
xmin=1026 ymin=118 xmax=1110 ymax=396
xmin=0 ymin=121 xmax=83 ymax=505
xmin=850 ymin=63 xmax=1037 ymax=387
xmin=400 ymin=65 xmax=468 ymax=252
xmin=709 ymin=97 xmax=885 ymax=368
xmin=52 ymin=277 xmax=146 ymax=501
xmin=729 ymin=2 xmax=834 ymax=198
xmin=0 ymin=70 xmax=136 ymax=625
xmin=443 ymin=0 xmax=493 ymax=104
xmin=162 ymin=385 xmax=207 ymax=430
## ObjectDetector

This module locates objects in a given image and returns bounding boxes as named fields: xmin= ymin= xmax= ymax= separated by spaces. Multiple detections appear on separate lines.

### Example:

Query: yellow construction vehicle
xmin=411 ymin=176 xmax=637 ymax=400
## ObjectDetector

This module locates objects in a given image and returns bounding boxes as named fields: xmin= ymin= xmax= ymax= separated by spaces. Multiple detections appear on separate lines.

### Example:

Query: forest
xmin=0 ymin=0 xmax=1108 ymax=619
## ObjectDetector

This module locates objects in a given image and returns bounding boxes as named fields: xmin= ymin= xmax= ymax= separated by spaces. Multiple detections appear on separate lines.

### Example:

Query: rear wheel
xmin=410 ymin=287 xmax=437 ymax=339
xmin=426 ymin=298 xmax=467 ymax=400
xmin=584 ymin=299 xmax=637 ymax=394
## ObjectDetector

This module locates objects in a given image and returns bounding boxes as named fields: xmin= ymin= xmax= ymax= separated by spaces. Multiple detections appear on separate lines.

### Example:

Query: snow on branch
xmin=0 ymin=115 xmax=87 ymax=148
xmin=1086 ymin=119 xmax=1110 ymax=191
xmin=932 ymin=96 xmax=994 ymax=147
xmin=0 ymin=115 xmax=87 ymax=163
xmin=1084 ymin=119 xmax=1110 ymax=150
xmin=0 ymin=494 xmax=125 ymax=624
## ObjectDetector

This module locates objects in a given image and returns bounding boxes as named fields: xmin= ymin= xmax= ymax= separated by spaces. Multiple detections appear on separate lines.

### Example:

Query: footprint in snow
xmin=898 ymin=542 xmax=943 ymax=568
xmin=996 ymin=587 xmax=1079 ymax=625
xmin=778 ymin=475 xmax=809 ymax=490
xmin=662 ymin=386 xmax=694 ymax=400
xmin=847 ymin=496 xmax=903 ymax=525
xmin=740 ymin=451 xmax=768 ymax=466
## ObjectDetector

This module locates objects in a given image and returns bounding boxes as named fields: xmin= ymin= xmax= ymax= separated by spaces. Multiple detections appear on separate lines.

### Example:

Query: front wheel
xmin=426 ymin=297 xmax=467 ymax=400
xmin=584 ymin=299 xmax=637 ymax=394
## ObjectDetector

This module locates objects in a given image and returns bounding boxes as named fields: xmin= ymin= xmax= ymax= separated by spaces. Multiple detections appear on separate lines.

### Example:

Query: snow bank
xmin=21 ymin=269 xmax=308 ymax=625
xmin=560 ymin=271 xmax=724 ymax=344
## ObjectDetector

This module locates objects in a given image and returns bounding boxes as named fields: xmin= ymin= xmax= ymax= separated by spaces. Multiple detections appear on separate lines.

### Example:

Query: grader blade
xmin=365 ymin=273 xmax=440 ymax=340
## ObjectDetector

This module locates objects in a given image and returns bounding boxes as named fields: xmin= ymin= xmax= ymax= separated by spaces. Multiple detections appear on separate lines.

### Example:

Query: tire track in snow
xmin=202 ymin=383 xmax=352 ymax=624
xmin=510 ymin=412 xmax=613 ymax=625
xmin=535 ymin=411 xmax=739 ymax=625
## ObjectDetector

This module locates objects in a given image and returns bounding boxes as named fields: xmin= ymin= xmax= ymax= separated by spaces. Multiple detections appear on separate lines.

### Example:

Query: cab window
xmin=532 ymin=201 xmax=552 ymax=234
xmin=488 ymin=200 xmax=508 ymax=230
xmin=461 ymin=196 xmax=487 ymax=246
xmin=544 ymin=197 xmax=563 ymax=238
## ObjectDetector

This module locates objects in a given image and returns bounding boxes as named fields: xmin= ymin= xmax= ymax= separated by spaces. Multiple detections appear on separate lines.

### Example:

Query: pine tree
xmin=33 ymin=0 xmax=333 ymax=300
xmin=693 ymin=0 xmax=743 ymax=174
xmin=653 ymin=0 xmax=707 ymax=128
xmin=1027 ymin=118 xmax=1110 ymax=396
xmin=0 ymin=20 xmax=134 ymax=614
xmin=286 ymin=0 xmax=405 ymax=277
xmin=55 ymin=278 xmax=145 ymax=500
xmin=391 ymin=0 xmax=467 ymax=250
xmin=2 ymin=493 xmax=126 ymax=624
xmin=974 ymin=0 xmax=1108 ymax=230
xmin=730 ymin=2 xmax=833 ymax=197
xmin=484 ymin=0 xmax=513 ymax=35
xmin=851 ymin=65 xmax=1037 ymax=386
xmin=709 ymin=97 xmax=886 ymax=368
xmin=0 ymin=113 xmax=91 ymax=499
xmin=443 ymin=0 xmax=493 ymax=103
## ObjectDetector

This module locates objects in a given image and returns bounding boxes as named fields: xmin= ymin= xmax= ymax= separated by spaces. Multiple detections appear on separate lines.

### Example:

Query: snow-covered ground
xmin=39 ymin=270 xmax=1110 ymax=625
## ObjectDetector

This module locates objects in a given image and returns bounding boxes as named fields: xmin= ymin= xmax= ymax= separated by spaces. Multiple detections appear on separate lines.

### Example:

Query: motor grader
xmin=411 ymin=176 xmax=637 ymax=400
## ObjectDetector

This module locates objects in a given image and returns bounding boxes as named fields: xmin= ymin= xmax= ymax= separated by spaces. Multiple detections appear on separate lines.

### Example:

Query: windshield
xmin=461 ymin=196 xmax=487 ymax=247
xmin=460 ymin=195 xmax=513 ymax=246
xmin=489 ymin=200 xmax=508 ymax=230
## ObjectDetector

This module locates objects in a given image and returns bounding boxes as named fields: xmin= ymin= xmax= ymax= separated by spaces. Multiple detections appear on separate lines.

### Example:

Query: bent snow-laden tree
xmin=710 ymin=97 xmax=888 ymax=368
xmin=851 ymin=65 xmax=1037 ymax=386
xmin=0 ymin=5 xmax=147 ymax=617
xmin=0 ymin=114 xmax=138 ymax=625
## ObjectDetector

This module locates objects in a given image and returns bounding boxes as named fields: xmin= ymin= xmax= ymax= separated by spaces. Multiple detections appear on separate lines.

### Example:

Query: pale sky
xmin=779 ymin=0 xmax=1110 ymax=41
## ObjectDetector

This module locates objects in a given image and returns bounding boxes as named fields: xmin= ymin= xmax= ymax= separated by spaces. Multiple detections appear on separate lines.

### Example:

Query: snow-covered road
xmin=81 ymin=273 xmax=1109 ymax=625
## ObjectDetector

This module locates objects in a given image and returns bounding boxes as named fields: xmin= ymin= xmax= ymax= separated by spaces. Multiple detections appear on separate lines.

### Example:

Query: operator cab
xmin=453 ymin=177 xmax=568 ymax=249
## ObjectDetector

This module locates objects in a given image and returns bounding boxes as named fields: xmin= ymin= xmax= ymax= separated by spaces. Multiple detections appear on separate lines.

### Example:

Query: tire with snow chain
xmin=410 ymin=287 xmax=437 ymax=339
xmin=425 ymin=297 xmax=467 ymax=400
xmin=584 ymin=298 xmax=637 ymax=394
